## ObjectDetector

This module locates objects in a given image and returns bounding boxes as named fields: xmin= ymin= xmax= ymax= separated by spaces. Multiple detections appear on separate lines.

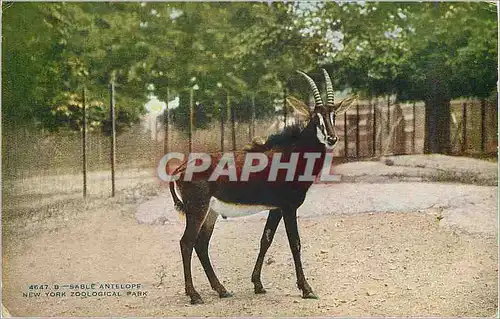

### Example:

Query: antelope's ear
xmin=334 ymin=95 xmax=358 ymax=115
xmin=286 ymin=96 xmax=311 ymax=117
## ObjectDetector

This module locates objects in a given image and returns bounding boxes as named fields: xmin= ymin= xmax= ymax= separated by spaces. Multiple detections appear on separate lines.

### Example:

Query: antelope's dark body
xmin=173 ymin=120 xmax=325 ymax=207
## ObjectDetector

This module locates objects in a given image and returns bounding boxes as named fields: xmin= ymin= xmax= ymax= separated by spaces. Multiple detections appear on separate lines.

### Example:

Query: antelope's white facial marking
xmin=316 ymin=113 xmax=338 ymax=150
xmin=209 ymin=197 xmax=276 ymax=218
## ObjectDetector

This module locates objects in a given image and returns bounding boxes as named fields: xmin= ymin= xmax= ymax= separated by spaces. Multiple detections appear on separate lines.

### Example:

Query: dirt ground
xmin=2 ymin=155 xmax=498 ymax=317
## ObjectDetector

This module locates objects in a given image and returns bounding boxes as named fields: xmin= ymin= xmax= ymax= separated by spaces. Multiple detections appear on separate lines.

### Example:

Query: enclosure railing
xmin=2 ymin=86 xmax=496 ymax=202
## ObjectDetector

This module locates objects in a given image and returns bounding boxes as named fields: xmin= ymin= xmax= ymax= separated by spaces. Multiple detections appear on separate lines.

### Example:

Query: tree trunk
xmin=423 ymin=56 xmax=451 ymax=154
xmin=423 ymin=97 xmax=451 ymax=154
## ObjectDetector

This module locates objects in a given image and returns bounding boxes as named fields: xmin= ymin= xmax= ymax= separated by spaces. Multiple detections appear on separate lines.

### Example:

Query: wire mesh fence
xmin=2 ymin=95 xmax=496 ymax=206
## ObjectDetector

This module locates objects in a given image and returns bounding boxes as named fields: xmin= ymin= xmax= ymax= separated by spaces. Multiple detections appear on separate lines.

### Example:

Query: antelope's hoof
xmin=190 ymin=295 xmax=204 ymax=305
xmin=302 ymin=291 xmax=319 ymax=299
xmin=219 ymin=291 xmax=233 ymax=298
xmin=254 ymin=287 xmax=267 ymax=294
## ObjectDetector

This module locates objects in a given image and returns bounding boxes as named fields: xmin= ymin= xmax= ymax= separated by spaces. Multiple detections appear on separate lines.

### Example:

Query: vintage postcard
xmin=2 ymin=1 xmax=498 ymax=317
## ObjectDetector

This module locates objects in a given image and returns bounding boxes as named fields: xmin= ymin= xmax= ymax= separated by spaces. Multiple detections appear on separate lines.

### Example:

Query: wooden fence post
xmin=481 ymin=99 xmax=486 ymax=153
xmin=372 ymin=100 xmax=376 ymax=157
xmin=344 ymin=112 xmax=348 ymax=158
xmin=189 ymin=88 xmax=194 ymax=153
xmin=249 ymin=94 xmax=255 ymax=142
xmin=219 ymin=101 xmax=225 ymax=152
xmin=109 ymin=81 xmax=116 ymax=197
xmin=231 ymin=100 xmax=236 ymax=151
xmin=394 ymin=104 xmax=406 ymax=155
xmin=387 ymin=95 xmax=391 ymax=134
xmin=356 ymin=103 xmax=360 ymax=158
xmin=462 ymin=102 xmax=467 ymax=154
xmin=412 ymin=102 xmax=416 ymax=154
xmin=226 ymin=93 xmax=235 ymax=151
xmin=163 ymin=87 xmax=169 ymax=155
xmin=82 ymin=87 xmax=87 ymax=198
xmin=283 ymin=88 xmax=287 ymax=128
xmin=379 ymin=98 xmax=383 ymax=155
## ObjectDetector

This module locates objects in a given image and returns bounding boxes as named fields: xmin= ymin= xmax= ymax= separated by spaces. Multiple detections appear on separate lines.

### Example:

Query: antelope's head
xmin=287 ymin=69 xmax=356 ymax=150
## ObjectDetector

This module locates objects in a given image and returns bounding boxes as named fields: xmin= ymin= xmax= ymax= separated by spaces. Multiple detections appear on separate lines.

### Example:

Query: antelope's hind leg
xmin=195 ymin=209 xmax=232 ymax=298
xmin=179 ymin=185 xmax=211 ymax=305
xmin=251 ymin=208 xmax=282 ymax=294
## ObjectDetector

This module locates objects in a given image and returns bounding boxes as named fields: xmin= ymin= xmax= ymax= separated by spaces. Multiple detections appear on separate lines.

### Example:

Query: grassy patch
xmin=426 ymin=169 xmax=496 ymax=186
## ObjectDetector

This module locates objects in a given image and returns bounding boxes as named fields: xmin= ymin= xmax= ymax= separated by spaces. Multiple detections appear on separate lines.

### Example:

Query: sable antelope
xmin=168 ymin=69 xmax=355 ymax=304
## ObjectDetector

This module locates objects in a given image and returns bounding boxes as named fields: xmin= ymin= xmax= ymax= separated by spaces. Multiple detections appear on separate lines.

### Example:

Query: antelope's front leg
xmin=282 ymin=209 xmax=318 ymax=299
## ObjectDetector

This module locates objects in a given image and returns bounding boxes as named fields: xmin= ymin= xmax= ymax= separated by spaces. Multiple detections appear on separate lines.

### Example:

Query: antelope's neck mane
xmin=245 ymin=121 xmax=323 ymax=153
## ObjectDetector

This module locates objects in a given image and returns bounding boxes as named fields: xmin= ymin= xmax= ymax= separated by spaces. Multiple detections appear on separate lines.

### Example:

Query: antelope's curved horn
xmin=297 ymin=70 xmax=323 ymax=108
xmin=321 ymin=68 xmax=335 ymax=109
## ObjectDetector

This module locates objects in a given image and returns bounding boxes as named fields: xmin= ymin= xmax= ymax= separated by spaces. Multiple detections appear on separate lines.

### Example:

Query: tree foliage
xmin=2 ymin=1 xmax=497 ymax=144
xmin=292 ymin=1 xmax=497 ymax=153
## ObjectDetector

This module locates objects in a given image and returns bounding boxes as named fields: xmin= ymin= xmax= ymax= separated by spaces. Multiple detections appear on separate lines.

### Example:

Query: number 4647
xmin=28 ymin=284 xmax=49 ymax=290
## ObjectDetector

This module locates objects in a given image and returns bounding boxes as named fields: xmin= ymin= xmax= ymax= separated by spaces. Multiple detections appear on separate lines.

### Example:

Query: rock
xmin=266 ymin=257 xmax=275 ymax=265
xmin=135 ymin=196 xmax=170 ymax=225
xmin=366 ymin=291 xmax=376 ymax=296
xmin=154 ymin=216 xmax=169 ymax=225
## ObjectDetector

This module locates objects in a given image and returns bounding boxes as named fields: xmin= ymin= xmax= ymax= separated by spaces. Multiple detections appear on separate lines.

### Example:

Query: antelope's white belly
xmin=209 ymin=197 xmax=276 ymax=218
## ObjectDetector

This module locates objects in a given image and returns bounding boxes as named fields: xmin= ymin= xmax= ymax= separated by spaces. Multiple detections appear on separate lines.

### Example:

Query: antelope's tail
xmin=169 ymin=181 xmax=185 ymax=215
